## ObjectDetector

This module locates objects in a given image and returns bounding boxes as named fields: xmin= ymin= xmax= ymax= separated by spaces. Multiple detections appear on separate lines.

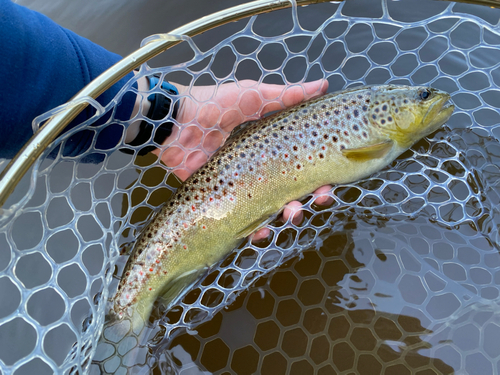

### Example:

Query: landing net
xmin=1 ymin=0 xmax=500 ymax=374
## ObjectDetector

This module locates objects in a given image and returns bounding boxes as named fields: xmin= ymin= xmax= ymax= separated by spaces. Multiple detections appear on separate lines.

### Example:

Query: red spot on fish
xmin=139 ymin=271 xmax=143 ymax=276
xmin=149 ymin=288 xmax=152 ymax=291
xmin=322 ymin=146 xmax=326 ymax=150
xmin=209 ymin=197 xmax=214 ymax=202
xmin=183 ymin=222 xmax=189 ymax=228
xmin=285 ymin=154 xmax=289 ymax=158
xmin=261 ymin=154 xmax=265 ymax=158
xmin=183 ymin=245 xmax=187 ymax=249
xmin=192 ymin=205 xmax=196 ymax=211
xmin=230 ymin=197 xmax=234 ymax=201
xmin=308 ymin=156 xmax=312 ymax=160
xmin=235 ymin=172 xmax=239 ymax=177
xmin=149 ymin=268 xmax=153 ymax=272
xmin=258 ymin=177 xmax=262 ymax=181
xmin=156 ymin=259 xmax=160 ymax=263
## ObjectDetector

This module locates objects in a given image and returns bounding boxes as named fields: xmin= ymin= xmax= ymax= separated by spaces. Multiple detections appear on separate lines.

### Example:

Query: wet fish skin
xmin=113 ymin=84 xmax=454 ymax=329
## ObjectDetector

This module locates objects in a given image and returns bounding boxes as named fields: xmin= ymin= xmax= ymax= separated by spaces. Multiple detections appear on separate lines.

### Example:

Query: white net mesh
xmin=2 ymin=0 xmax=500 ymax=374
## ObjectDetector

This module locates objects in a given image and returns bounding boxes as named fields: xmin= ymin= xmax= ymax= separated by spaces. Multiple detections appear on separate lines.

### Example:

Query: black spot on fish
xmin=313 ymin=114 xmax=318 ymax=120
xmin=312 ymin=131 xmax=318 ymax=137
xmin=326 ymin=111 xmax=330 ymax=116
xmin=310 ymin=140 xmax=316 ymax=146
xmin=214 ymin=186 xmax=219 ymax=191
xmin=381 ymin=119 xmax=386 ymax=124
xmin=346 ymin=114 xmax=351 ymax=120
xmin=382 ymin=105 xmax=388 ymax=111
xmin=272 ymin=133 xmax=278 ymax=138
xmin=344 ymin=105 xmax=349 ymax=110
xmin=362 ymin=105 xmax=368 ymax=111
xmin=353 ymin=125 xmax=359 ymax=131
xmin=324 ymin=134 xmax=329 ymax=140
xmin=362 ymin=132 xmax=367 ymax=138
xmin=319 ymin=153 xmax=324 ymax=158
xmin=388 ymin=116 xmax=393 ymax=122
xmin=354 ymin=110 xmax=359 ymax=117
xmin=334 ymin=109 xmax=340 ymax=115
xmin=333 ymin=136 xmax=338 ymax=142
xmin=284 ymin=136 xmax=289 ymax=140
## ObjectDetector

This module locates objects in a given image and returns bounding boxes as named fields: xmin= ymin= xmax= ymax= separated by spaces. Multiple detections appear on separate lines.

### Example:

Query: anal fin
xmin=158 ymin=267 xmax=208 ymax=309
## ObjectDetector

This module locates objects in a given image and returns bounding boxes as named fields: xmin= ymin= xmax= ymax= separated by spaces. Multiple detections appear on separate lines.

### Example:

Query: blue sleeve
xmin=0 ymin=0 xmax=136 ymax=160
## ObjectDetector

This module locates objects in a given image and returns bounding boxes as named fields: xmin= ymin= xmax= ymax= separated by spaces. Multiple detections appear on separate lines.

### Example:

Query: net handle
xmin=0 ymin=0 xmax=337 ymax=207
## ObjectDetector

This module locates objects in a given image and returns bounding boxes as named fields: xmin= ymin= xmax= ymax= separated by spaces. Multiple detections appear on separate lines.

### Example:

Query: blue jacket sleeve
xmin=0 ymin=0 xmax=135 ymax=160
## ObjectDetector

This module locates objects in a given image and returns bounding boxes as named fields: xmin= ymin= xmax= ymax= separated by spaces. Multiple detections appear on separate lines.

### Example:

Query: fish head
xmin=370 ymin=85 xmax=454 ymax=148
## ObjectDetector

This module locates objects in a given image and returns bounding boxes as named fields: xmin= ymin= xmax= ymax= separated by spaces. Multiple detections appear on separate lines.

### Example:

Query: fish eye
xmin=419 ymin=89 xmax=432 ymax=101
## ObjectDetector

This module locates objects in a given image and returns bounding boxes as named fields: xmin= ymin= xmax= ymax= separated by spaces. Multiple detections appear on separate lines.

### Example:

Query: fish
xmin=112 ymin=84 xmax=454 ymax=330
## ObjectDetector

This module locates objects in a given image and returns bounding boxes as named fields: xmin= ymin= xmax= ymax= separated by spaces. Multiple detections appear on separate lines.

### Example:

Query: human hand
xmin=152 ymin=79 xmax=332 ymax=241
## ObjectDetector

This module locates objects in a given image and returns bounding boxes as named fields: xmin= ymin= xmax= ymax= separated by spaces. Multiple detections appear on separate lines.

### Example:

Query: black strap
xmin=122 ymin=81 xmax=179 ymax=156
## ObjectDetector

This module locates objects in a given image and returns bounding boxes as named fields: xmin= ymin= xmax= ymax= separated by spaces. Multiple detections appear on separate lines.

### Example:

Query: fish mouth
xmin=422 ymin=94 xmax=455 ymax=134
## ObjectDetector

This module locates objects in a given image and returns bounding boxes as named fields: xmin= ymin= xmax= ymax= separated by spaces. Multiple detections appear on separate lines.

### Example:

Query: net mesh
xmin=1 ymin=0 xmax=500 ymax=373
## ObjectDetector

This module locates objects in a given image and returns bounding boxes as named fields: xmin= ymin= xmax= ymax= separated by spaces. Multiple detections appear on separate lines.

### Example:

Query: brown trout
xmin=113 ymin=85 xmax=454 ymax=329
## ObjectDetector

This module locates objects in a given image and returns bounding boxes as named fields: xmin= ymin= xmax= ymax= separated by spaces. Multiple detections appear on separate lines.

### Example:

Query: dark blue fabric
xmin=0 ymin=0 xmax=135 ymax=160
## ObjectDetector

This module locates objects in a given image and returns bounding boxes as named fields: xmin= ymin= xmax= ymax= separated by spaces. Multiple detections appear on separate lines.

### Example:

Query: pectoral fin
xmin=342 ymin=140 xmax=393 ymax=161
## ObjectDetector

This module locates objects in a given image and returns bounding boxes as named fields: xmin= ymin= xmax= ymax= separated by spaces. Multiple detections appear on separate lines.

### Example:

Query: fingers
xmin=312 ymin=185 xmax=333 ymax=206
xmin=252 ymin=227 xmax=271 ymax=243
xmin=251 ymin=184 xmax=333 ymax=243
xmin=256 ymin=79 xmax=329 ymax=117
